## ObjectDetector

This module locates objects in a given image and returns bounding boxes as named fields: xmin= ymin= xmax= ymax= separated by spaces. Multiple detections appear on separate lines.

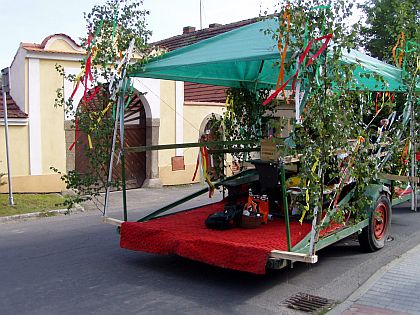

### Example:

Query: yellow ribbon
xmin=86 ymin=102 xmax=112 ymax=150
xmin=299 ymin=154 xmax=320 ymax=224
xmin=88 ymin=134 xmax=93 ymax=149
xmin=200 ymin=147 xmax=215 ymax=197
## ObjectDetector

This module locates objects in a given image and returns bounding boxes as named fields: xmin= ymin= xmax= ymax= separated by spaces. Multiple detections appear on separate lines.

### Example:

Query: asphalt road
xmin=1 ymin=186 xmax=420 ymax=315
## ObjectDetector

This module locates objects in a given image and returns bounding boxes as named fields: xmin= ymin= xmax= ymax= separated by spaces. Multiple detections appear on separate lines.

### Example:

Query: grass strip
xmin=0 ymin=193 xmax=65 ymax=217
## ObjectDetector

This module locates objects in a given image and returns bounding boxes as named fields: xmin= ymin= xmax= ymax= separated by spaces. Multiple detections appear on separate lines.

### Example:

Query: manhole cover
xmin=284 ymin=292 xmax=334 ymax=313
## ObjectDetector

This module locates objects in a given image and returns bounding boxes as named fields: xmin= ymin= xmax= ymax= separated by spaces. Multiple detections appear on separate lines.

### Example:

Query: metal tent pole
xmin=280 ymin=160 xmax=292 ymax=252
xmin=103 ymin=82 xmax=122 ymax=217
xmin=410 ymin=89 xmax=417 ymax=212
xmin=120 ymin=79 xmax=128 ymax=221
xmin=1 ymin=68 xmax=14 ymax=206
xmin=102 ymin=39 xmax=135 ymax=217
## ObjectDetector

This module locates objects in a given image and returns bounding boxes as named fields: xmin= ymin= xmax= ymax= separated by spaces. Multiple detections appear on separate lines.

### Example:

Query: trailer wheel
xmin=358 ymin=194 xmax=391 ymax=252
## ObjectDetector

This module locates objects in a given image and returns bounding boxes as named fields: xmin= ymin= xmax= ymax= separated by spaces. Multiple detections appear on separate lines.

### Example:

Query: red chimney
xmin=183 ymin=26 xmax=196 ymax=34
xmin=209 ymin=23 xmax=222 ymax=28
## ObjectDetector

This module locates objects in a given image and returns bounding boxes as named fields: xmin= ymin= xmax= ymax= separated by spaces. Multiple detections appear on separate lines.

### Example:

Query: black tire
xmin=358 ymin=194 xmax=392 ymax=252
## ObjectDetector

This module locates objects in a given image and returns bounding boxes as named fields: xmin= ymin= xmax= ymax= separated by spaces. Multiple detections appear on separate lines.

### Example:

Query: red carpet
xmin=120 ymin=200 xmax=312 ymax=274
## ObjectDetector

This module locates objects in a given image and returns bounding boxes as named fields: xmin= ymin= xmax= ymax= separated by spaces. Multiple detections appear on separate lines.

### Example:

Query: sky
xmin=0 ymin=0 xmax=277 ymax=69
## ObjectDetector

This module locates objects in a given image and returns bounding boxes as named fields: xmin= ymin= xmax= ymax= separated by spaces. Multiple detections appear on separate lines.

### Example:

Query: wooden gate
xmin=75 ymin=89 xmax=146 ymax=189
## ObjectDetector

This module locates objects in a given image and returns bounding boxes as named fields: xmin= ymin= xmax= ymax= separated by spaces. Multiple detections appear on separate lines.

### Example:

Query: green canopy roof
xmin=130 ymin=18 xmax=406 ymax=92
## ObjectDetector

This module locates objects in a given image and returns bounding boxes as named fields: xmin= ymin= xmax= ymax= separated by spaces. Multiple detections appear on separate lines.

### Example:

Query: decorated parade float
xmin=61 ymin=1 xmax=419 ymax=274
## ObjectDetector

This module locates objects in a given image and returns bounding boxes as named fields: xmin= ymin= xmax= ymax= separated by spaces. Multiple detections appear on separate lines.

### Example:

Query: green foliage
xmin=207 ymin=87 xmax=276 ymax=174
xmin=53 ymin=0 xmax=150 ymax=210
xmin=358 ymin=0 xmax=419 ymax=183
xmin=352 ymin=0 xmax=418 ymax=181
xmin=80 ymin=0 xmax=151 ymax=82
xmin=359 ymin=0 xmax=419 ymax=62
xmin=266 ymin=0 xmax=384 ymax=223
xmin=223 ymin=88 xmax=273 ymax=142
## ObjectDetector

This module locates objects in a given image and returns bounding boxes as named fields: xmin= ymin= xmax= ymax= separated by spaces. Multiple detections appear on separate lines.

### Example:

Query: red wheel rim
xmin=373 ymin=202 xmax=388 ymax=240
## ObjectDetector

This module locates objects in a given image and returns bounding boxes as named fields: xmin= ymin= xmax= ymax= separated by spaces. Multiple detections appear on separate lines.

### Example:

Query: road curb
xmin=0 ymin=204 xmax=85 ymax=223
xmin=327 ymin=242 xmax=420 ymax=315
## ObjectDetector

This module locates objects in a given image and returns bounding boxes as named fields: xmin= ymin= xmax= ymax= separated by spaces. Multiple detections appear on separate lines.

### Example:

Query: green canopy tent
xmin=130 ymin=18 xmax=407 ymax=92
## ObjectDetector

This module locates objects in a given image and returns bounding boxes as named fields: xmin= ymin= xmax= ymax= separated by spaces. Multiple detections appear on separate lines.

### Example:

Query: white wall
xmin=63 ymin=67 xmax=90 ymax=120
xmin=9 ymin=48 xmax=26 ymax=112
xmin=132 ymin=78 xmax=160 ymax=120
xmin=175 ymin=81 xmax=184 ymax=156
xmin=28 ymin=58 xmax=42 ymax=175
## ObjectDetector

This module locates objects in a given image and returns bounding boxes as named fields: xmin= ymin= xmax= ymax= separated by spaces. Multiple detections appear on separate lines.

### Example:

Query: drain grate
xmin=284 ymin=292 xmax=334 ymax=313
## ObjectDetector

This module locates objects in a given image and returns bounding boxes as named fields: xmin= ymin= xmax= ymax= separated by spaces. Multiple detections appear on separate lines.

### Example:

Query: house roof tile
xmin=152 ymin=18 xmax=260 ymax=104
xmin=0 ymin=86 xmax=28 ymax=119
xmin=21 ymin=33 xmax=85 ymax=55
xmin=153 ymin=17 xmax=259 ymax=51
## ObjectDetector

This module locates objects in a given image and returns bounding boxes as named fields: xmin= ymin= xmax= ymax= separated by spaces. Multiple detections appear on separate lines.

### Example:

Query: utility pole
xmin=1 ymin=67 xmax=14 ymax=206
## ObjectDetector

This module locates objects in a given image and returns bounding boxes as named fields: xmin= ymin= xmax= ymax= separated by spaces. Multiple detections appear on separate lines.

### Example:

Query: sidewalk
xmin=83 ymin=183 xmax=223 ymax=221
xmin=328 ymin=243 xmax=420 ymax=315
xmin=0 ymin=183 xmax=220 ymax=223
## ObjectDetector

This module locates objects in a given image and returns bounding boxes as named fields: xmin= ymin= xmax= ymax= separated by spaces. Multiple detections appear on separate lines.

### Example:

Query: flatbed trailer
xmin=101 ymin=16 xmax=417 ymax=274
xmin=103 ymin=159 xmax=406 ymax=274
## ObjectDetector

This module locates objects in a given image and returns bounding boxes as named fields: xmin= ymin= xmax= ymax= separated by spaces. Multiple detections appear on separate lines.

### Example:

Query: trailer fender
xmin=364 ymin=183 xmax=391 ymax=214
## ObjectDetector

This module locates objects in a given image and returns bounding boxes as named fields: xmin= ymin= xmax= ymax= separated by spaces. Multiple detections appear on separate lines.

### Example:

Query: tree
xmin=261 ymin=0 xmax=390 ymax=227
xmin=53 ymin=0 xmax=151 ymax=210
xmin=359 ymin=0 xmax=419 ymax=61
xmin=207 ymin=87 xmax=276 ymax=176
xmin=359 ymin=0 xmax=418 ymax=192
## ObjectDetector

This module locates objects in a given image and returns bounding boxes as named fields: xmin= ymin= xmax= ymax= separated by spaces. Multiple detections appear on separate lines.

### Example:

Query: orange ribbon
xmin=392 ymin=32 xmax=405 ymax=68
xmin=276 ymin=4 xmax=291 ymax=100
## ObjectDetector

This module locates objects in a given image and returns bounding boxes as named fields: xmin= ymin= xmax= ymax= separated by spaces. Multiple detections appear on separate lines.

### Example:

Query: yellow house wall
xmin=47 ymin=39 xmax=78 ymax=53
xmin=3 ymin=58 xmax=80 ymax=193
xmin=0 ymin=125 xmax=64 ymax=193
xmin=158 ymin=80 xmax=176 ymax=170
xmin=38 ymin=59 xmax=79 ymax=176
xmin=0 ymin=174 xmax=65 ymax=193
xmin=0 ymin=125 xmax=30 ymax=176
xmin=158 ymin=89 xmax=226 ymax=186
xmin=2 ymin=58 xmax=80 ymax=193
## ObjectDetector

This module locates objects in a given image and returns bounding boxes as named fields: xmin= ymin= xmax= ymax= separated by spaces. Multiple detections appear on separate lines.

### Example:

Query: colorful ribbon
xmin=192 ymin=146 xmax=215 ymax=197
xmin=68 ymin=20 xmax=104 ymax=151
xmin=263 ymin=33 xmax=332 ymax=106
xmin=276 ymin=4 xmax=291 ymax=100
xmin=299 ymin=152 xmax=320 ymax=224
xmin=392 ymin=32 xmax=405 ymax=68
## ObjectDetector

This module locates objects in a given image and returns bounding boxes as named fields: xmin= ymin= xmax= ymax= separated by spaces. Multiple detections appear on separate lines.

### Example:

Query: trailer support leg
xmin=280 ymin=161 xmax=292 ymax=252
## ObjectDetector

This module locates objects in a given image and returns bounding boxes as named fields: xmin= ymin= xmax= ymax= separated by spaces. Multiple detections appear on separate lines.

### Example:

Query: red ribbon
xmin=192 ymin=154 xmax=200 ymax=182
xmin=69 ymin=32 xmax=99 ymax=151
xmin=263 ymin=33 xmax=332 ymax=106
xmin=70 ymin=79 xmax=81 ymax=100
xmin=84 ymin=86 xmax=101 ymax=109
xmin=306 ymin=34 xmax=332 ymax=67
xmin=375 ymin=92 xmax=382 ymax=113
xmin=69 ymin=118 xmax=79 ymax=151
